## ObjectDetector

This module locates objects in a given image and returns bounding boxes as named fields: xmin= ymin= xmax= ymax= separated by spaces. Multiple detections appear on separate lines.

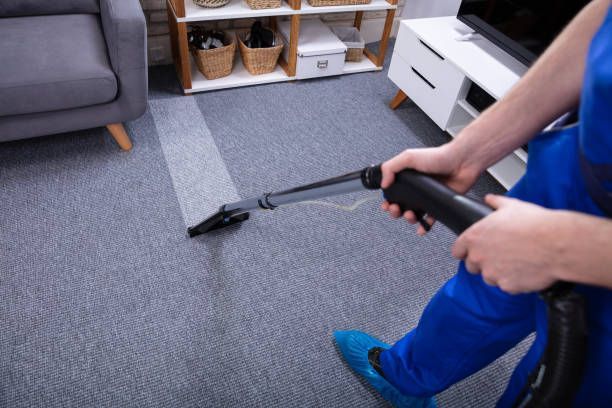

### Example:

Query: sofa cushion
xmin=0 ymin=0 xmax=99 ymax=17
xmin=0 ymin=14 xmax=117 ymax=117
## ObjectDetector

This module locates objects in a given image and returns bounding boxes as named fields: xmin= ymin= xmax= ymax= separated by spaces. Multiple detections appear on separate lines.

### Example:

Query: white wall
xmin=401 ymin=0 xmax=460 ymax=19
xmin=361 ymin=0 xmax=461 ymax=42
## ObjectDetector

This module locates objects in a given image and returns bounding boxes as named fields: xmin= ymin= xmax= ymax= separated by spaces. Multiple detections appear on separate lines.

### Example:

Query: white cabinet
xmin=388 ymin=17 xmax=529 ymax=190
xmin=390 ymin=23 xmax=464 ymax=129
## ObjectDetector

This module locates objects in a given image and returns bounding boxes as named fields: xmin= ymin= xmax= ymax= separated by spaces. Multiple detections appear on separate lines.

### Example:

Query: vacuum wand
xmin=187 ymin=165 xmax=492 ymax=237
xmin=188 ymin=164 xmax=587 ymax=406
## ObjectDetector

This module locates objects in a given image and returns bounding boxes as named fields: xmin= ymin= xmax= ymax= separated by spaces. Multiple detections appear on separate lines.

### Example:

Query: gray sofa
xmin=0 ymin=0 xmax=147 ymax=150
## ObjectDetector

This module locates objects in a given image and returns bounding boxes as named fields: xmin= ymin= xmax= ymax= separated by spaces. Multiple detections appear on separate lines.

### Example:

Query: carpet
xmin=0 ymin=41 xmax=530 ymax=407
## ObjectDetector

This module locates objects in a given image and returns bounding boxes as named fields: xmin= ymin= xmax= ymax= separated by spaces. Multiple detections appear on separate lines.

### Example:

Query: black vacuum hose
xmin=513 ymin=283 xmax=588 ymax=408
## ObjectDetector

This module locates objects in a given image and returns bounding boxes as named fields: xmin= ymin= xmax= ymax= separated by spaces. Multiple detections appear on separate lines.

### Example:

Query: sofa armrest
xmin=100 ymin=0 xmax=147 ymax=74
xmin=100 ymin=0 xmax=147 ymax=121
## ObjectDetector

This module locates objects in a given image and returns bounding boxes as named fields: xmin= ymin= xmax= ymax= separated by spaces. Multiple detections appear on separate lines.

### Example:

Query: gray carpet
xmin=0 ymin=41 xmax=530 ymax=407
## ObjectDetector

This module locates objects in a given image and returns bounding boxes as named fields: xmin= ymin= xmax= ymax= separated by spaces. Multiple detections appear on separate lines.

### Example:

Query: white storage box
xmin=279 ymin=19 xmax=347 ymax=80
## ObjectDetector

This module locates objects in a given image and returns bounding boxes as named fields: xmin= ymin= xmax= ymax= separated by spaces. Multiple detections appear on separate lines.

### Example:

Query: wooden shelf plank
xmin=179 ymin=0 xmax=396 ymax=22
xmin=186 ymin=54 xmax=378 ymax=93
xmin=299 ymin=0 xmax=396 ymax=14
xmin=343 ymin=57 xmax=382 ymax=74
xmin=180 ymin=0 xmax=295 ymax=22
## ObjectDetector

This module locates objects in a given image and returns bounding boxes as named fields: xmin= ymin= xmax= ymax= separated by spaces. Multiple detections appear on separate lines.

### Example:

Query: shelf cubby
xmin=189 ymin=53 xmax=293 ymax=92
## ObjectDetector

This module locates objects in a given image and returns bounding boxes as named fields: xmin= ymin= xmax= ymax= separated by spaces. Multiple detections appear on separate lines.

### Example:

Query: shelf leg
xmin=375 ymin=8 xmax=396 ymax=67
xmin=389 ymin=89 xmax=408 ymax=109
xmin=288 ymin=14 xmax=300 ymax=77
xmin=270 ymin=16 xmax=292 ymax=75
xmin=167 ymin=0 xmax=185 ymax=18
xmin=278 ymin=56 xmax=291 ymax=77
xmin=364 ymin=48 xmax=377 ymax=66
xmin=353 ymin=11 xmax=363 ymax=30
xmin=361 ymin=4 xmax=396 ymax=68
xmin=167 ymin=1 xmax=192 ymax=92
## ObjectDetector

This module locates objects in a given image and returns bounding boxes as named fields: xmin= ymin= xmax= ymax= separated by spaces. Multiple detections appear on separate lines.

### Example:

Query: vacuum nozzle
xmin=187 ymin=165 xmax=381 ymax=238
xmin=187 ymin=208 xmax=250 ymax=237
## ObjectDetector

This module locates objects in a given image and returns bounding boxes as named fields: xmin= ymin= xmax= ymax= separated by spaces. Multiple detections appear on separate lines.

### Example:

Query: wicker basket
xmin=245 ymin=0 xmax=281 ymax=9
xmin=330 ymin=26 xmax=365 ymax=62
xmin=191 ymin=36 xmax=236 ymax=80
xmin=192 ymin=0 xmax=230 ymax=8
xmin=237 ymin=31 xmax=284 ymax=75
xmin=346 ymin=48 xmax=363 ymax=62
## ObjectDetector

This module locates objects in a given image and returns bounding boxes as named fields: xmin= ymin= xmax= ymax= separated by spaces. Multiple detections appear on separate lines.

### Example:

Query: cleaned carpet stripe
xmin=149 ymin=97 xmax=240 ymax=227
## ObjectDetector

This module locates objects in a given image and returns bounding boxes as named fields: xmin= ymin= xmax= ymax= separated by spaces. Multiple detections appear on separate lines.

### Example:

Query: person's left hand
xmin=452 ymin=194 xmax=566 ymax=294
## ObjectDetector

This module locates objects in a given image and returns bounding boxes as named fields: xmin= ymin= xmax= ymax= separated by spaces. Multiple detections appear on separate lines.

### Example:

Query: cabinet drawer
xmin=395 ymin=23 xmax=463 ymax=88
xmin=388 ymin=51 xmax=464 ymax=129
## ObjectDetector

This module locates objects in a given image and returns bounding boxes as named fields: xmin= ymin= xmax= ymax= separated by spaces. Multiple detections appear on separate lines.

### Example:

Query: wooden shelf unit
xmin=167 ymin=0 xmax=397 ymax=94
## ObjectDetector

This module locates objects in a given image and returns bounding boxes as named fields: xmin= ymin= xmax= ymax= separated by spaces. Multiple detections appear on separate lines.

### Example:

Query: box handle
xmin=317 ymin=60 xmax=329 ymax=69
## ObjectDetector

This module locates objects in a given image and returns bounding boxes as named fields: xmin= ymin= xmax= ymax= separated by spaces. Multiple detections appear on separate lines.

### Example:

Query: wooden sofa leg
xmin=389 ymin=89 xmax=408 ymax=110
xmin=106 ymin=123 xmax=133 ymax=151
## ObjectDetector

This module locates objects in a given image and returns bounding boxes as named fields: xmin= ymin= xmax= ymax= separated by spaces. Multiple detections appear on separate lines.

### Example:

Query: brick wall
xmin=140 ymin=0 xmax=172 ymax=65
xmin=140 ymin=0 xmax=404 ymax=66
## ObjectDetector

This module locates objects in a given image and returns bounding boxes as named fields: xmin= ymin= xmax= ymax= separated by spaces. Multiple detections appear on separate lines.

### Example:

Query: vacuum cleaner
xmin=188 ymin=164 xmax=587 ymax=407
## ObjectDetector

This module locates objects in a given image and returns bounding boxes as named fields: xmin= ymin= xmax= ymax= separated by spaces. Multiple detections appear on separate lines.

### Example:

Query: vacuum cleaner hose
xmin=513 ymin=284 xmax=588 ymax=408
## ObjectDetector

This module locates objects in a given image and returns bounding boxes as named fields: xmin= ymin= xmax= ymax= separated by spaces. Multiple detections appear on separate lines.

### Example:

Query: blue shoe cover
xmin=334 ymin=330 xmax=437 ymax=408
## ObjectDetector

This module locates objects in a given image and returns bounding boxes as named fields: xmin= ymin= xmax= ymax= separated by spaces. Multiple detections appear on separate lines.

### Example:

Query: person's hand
xmin=381 ymin=144 xmax=481 ymax=235
xmin=452 ymin=194 xmax=564 ymax=294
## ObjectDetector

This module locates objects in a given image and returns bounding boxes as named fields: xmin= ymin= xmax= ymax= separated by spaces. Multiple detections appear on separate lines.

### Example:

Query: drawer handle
xmin=317 ymin=60 xmax=328 ymax=69
xmin=411 ymin=67 xmax=436 ymax=89
xmin=419 ymin=39 xmax=444 ymax=60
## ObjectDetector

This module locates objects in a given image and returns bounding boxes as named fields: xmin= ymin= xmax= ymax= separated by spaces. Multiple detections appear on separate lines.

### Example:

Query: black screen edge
xmin=457 ymin=14 xmax=537 ymax=66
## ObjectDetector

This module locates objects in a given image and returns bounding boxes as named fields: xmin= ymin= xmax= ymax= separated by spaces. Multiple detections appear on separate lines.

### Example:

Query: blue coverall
xmin=379 ymin=5 xmax=612 ymax=407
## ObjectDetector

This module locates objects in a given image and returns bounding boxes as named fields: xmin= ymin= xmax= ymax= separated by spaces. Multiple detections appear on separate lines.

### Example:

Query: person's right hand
xmin=380 ymin=144 xmax=481 ymax=235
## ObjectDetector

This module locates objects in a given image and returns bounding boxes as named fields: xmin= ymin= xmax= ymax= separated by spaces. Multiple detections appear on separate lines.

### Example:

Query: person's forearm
xmin=450 ymin=0 xmax=609 ymax=174
xmin=555 ymin=211 xmax=612 ymax=289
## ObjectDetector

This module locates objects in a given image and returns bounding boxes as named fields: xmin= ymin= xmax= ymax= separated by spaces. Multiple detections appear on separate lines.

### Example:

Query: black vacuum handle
xmin=381 ymin=168 xmax=493 ymax=235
